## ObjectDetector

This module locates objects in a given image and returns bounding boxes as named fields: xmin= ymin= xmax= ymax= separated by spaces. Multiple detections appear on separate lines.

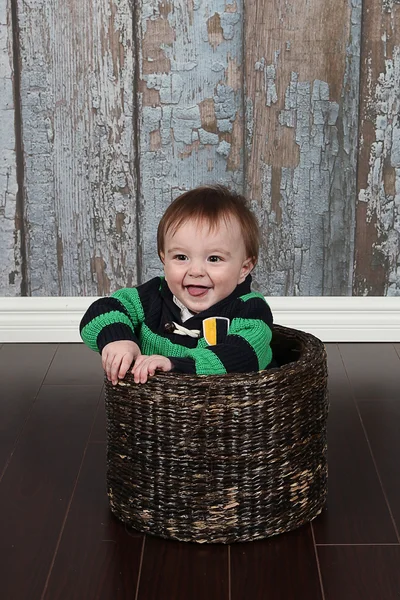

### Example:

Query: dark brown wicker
xmin=104 ymin=324 xmax=329 ymax=543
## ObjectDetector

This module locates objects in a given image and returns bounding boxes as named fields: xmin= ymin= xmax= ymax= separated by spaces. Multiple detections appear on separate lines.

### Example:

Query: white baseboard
xmin=0 ymin=296 xmax=399 ymax=343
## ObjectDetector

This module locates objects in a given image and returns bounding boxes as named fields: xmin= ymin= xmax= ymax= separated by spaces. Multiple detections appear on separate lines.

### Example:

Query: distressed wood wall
xmin=0 ymin=0 xmax=21 ymax=294
xmin=139 ymin=0 xmax=244 ymax=282
xmin=17 ymin=0 xmax=137 ymax=296
xmin=0 ymin=0 xmax=399 ymax=297
xmin=245 ymin=0 xmax=362 ymax=295
xmin=355 ymin=0 xmax=400 ymax=296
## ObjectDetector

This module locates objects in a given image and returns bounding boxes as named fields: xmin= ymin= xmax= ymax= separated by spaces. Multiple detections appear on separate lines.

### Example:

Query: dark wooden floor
xmin=1 ymin=341 xmax=400 ymax=600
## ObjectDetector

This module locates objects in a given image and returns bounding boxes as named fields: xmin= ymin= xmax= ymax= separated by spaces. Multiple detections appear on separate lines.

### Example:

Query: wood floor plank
xmin=43 ymin=443 xmax=143 ymax=600
xmin=339 ymin=343 xmax=400 ymax=401
xmin=318 ymin=545 xmax=400 ymax=600
xmin=2 ymin=339 xmax=400 ymax=597
xmin=0 ymin=343 xmax=57 ymax=475
xmin=0 ymin=384 xmax=101 ymax=600
xmin=358 ymin=400 xmax=400 ymax=538
xmin=230 ymin=525 xmax=323 ymax=600
xmin=90 ymin=390 xmax=107 ymax=442
xmin=44 ymin=344 xmax=104 ymax=386
xmin=137 ymin=535 xmax=229 ymax=600
xmin=312 ymin=344 xmax=397 ymax=544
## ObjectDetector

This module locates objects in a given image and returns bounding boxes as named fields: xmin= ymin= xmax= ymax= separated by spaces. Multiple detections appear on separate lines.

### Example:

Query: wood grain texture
xmin=43 ymin=444 xmax=143 ymax=600
xmin=0 ymin=383 xmax=101 ymax=600
xmin=318 ymin=546 xmax=400 ymax=600
xmin=0 ymin=343 xmax=57 ymax=476
xmin=355 ymin=0 xmax=400 ymax=296
xmin=1 ymin=341 xmax=400 ymax=598
xmin=17 ymin=0 xmax=137 ymax=296
xmin=358 ymin=400 xmax=400 ymax=537
xmin=90 ymin=390 xmax=107 ymax=442
xmin=2 ymin=0 xmax=400 ymax=298
xmin=0 ymin=0 xmax=21 ymax=295
xmin=339 ymin=342 xmax=400 ymax=401
xmin=312 ymin=343 xmax=397 ymax=544
xmin=43 ymin=343 xmax=104 ymax=386
xmin=138 ymin=0 xmax=244 ymax=281
xmin=230 ymin=525 xmax=323 ymax=600
xmin=244 ymin=0 xmax=361 ymax=295
xmin=137 ymin=534 xmax=229 ymax=600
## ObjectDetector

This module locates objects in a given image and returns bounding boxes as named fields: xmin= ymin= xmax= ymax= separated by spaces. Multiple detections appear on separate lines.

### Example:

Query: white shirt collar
xmin=173 ymin=295 xmax=195 ymax=323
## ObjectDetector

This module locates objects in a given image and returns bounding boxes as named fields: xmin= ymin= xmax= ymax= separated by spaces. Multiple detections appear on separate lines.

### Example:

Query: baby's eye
xmin=208 ymin=255 xmax=222 ymax=263
xmin=174 ymin=254 xmax=188 ymax=261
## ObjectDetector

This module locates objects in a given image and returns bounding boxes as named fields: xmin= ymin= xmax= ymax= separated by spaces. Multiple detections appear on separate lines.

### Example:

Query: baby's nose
xmin=188 ymin=260 xmax=205 ymax=277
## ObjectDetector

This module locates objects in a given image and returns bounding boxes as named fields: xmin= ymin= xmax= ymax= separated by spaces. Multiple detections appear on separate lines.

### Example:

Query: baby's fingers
xmin=132 ymin=359 xmax=149 ymax=384
xmin=110 ymin=356 xmax=123 ymax=385
xmin=132 ymin=354 xmax=145 ymax=368
xmin=131 ymin=354 xmax=145 ymax=377
xmin=103 ymin=351 xmax=115 ymax=382
xmin=118 ymin=354 xmax=133 ymax=380
xmin=101 ymin=349 xmax=110 ymax=373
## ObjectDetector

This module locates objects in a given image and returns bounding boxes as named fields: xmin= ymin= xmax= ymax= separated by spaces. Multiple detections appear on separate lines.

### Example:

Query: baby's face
xmin=161 ymin=216 xmax=254 ymax=313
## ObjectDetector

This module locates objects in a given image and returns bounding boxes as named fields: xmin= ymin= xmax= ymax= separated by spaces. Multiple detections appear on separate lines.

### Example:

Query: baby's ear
xmin=159 ymin=251 xmax=165 ymax=264
xmin=240 ymin=257 xmax=255 ymax=280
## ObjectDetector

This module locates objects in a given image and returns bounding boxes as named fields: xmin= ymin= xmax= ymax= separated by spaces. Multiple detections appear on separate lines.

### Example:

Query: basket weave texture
xmin=104 ymin=324 xmax=329 ymax=543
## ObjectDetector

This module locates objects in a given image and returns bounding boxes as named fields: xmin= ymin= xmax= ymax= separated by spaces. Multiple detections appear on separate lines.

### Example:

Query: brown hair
xmin=157 ymin=184 xmax=260 ymax=264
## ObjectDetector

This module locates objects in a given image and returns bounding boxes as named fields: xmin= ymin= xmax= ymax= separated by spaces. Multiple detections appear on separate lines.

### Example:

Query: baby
xmin=80 ymin=184 xmax=274 ymax=384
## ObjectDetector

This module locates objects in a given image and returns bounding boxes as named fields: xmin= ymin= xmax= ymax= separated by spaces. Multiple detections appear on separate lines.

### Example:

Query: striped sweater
xmin=80 ymin=275 xmax=274 ymax=375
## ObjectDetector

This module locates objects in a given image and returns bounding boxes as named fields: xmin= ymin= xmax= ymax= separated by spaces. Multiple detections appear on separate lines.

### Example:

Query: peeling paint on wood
xmin=355 ymin=0 xmax=400 ymax=296
xmin=0 ymin=0 xmax=21 ymax=295
xmin=1 ymin=0 xmax=400 ymax=299
xmin=245 ymin=0 xmax=361 ymax=296
xmin=139 ymin=0 xmax=244 ymax=282
xmin=17 ymin=0 xmax=137 ymax=296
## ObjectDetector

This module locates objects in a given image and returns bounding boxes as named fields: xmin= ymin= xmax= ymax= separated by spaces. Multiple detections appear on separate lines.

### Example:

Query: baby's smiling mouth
xmin=186 ymin=285 xmax=210 ymax=297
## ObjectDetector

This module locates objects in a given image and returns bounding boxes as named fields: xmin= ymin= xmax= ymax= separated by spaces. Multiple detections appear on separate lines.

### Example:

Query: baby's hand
xmin=102 ymin=340 xmax=141 ymax=385
xmin=131 ymin=355 xmax=172 ymax=384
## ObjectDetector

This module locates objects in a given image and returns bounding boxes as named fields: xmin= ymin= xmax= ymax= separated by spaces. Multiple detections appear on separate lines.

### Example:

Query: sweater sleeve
xmin=169 ymin=295 xmax=273 ymax=375
xmin=80 ymin=286 xmax=146 ymax=353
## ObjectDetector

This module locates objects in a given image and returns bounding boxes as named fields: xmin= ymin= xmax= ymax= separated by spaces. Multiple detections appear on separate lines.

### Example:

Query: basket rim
xmin=110 ymin=324 xmax=326 ymax=388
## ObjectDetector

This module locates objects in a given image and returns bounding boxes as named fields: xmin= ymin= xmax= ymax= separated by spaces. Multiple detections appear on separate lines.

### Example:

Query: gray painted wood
xmin=138 ymin=0 xmax=244 ymax=282
xmin=0 ymin=0 xmax=21 ymax=296
xmin=355 ymin=0 xmax=400 ymax=296
xmin=245 ymin=0 xmax=362 ymax=296
xmin=0 ymin=0 xmax=399 ymax=298
xmin=17 ymin=0 xmax=137 ymax=296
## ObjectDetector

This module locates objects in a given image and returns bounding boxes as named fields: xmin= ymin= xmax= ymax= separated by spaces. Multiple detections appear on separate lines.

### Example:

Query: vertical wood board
xmin=244 ymin=0 xmax=362 ymax=296
xmin=138 ymin=0 xmax=244 ymax=282
xmin=355 ymin=0 xmax=400 ymax=296
xmin=1 ymin=0 xmax=398 ymax=299
xmin=0 ymin=0 xmax=21 ymax=295
xmin=18 ymin=0 xmax=137 ymax=296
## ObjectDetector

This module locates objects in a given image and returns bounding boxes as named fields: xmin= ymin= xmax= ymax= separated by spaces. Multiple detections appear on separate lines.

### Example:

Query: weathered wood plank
xmin=244 ymin=0 xmax=362 ymax=295
xmin=17 ymin=0 xmax=137 ymax=296
xmin=354 ymin=0 xmax=400 ymax=296
xmin=0 ymin=0 xmax=22 ymax=296
xmin=138 ymin=0 xmax=244 ymax=282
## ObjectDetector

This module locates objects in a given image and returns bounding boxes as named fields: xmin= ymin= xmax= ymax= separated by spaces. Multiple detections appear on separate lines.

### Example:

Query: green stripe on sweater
xmin=112 ymin=287 xmax=145 ymax=327
xmin=239 ymin=291 xmax=266 ymax=303
xmin=140 ymin=323 xmax=189 ymax=357
xmin=229 ymin=317 xmax=272 ymax=370
xmin=139 ymin=324 xmax=227 ymax=375
xmin=80 ymin=311 xmax=135 ymax=352
xmin=190 ymin=349 xmax=227 ymax=375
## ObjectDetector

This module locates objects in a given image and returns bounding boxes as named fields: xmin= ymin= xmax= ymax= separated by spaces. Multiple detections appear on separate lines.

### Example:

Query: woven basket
xmin=104 ymin=324 xmax=329 ymax=543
